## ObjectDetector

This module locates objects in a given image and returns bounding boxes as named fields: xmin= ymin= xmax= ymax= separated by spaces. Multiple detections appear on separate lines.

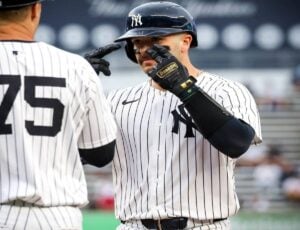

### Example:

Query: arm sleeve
xmin=184 ymin=90 xmax=254 ymax=158
xmin=218 ymin=81 xmax=262 ymax=145
xmin=79 ymin=140 xmax=116 ymax=167
xmin=184 ymin=79 xmax=262 ymax=158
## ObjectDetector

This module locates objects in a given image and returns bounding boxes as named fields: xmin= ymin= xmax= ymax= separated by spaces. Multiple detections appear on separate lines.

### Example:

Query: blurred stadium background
xmin=37 ymin=0 xmax=300 ymax=229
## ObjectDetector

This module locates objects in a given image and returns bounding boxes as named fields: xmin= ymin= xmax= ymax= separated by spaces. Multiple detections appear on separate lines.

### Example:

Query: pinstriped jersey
xmin=0 ymin=41 xmax=117 ymax=207
xmin=108 ymin=71 xmax=262 ymax=221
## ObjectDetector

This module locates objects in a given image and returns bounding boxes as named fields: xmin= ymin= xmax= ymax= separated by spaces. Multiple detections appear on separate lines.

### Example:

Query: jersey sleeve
xmin=77 ymin=61 xmax=117 ymax=149
xmin=217 ymin=81 xmax=262 ymax=145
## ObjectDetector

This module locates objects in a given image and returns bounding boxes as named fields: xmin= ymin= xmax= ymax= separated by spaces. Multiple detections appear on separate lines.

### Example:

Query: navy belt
xmin=141 ymin=217 xmax=187 ymax=229
xmin=121 ymin=217 xmax=226 ymax=230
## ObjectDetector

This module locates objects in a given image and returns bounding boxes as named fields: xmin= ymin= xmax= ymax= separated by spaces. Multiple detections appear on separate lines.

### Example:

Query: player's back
xmin=0 ymin=41 xmax=100 ymax=207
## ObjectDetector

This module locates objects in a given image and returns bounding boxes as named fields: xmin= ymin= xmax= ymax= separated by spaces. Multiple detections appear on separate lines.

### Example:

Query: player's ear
xmin=30 ymin=3 xmax=42 ymax=21
xmin=181 ymin=33 xmax=193 ymax=52
xmin=29 ymin=3 xmax=42 ymax=34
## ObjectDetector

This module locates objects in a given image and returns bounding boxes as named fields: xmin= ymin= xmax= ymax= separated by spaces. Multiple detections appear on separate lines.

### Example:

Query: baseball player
xmin=0 ymin=1 xmax=117 ymax=229
xmin=85 ymin=2 xmax=262 ymax=229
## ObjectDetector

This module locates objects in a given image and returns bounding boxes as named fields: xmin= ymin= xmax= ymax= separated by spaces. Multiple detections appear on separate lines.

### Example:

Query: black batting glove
xmin=84 ymin=43 xmax=121 ymax=76
xmin=147 ymin=44 xmax=198 ymax=102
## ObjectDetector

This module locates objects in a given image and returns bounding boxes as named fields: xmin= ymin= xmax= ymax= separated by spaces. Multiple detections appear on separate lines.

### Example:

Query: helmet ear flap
xmin=125 ymin=41 xmax=138 ymax=63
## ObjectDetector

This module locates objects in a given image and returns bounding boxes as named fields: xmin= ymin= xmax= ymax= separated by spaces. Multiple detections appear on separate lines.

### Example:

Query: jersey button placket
xmin=151 ymin=92 xmax=167 ymax=213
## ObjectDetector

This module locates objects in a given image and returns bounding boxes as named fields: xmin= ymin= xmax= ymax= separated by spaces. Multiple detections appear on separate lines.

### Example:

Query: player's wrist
xmin=174 ymin=76 xmax=198 ymax=102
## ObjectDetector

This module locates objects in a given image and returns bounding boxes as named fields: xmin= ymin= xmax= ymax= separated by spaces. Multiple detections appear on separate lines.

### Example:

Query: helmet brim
xmin=114 ymin=27 xmax=188 ymax=42
xmin=0 ymin=0 xmax=44 ymax=9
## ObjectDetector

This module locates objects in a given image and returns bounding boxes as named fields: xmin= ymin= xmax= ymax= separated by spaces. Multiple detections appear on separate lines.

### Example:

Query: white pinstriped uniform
xmin=108 ymin=71 xmax=262 ymax=230
xmin=0 ymin=41 xmax=117 ymax=229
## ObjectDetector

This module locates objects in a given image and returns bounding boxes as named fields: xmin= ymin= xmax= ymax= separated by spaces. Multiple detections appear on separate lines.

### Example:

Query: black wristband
xmin=177 ymin=76 xmax=199 ymax=102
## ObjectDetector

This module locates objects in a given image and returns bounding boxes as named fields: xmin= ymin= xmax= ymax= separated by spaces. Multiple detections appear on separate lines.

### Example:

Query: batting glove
xmin=84 ymin=43 xmax=121 ymax=76
xmin=147 ymin=44 xmax=198 ymax=102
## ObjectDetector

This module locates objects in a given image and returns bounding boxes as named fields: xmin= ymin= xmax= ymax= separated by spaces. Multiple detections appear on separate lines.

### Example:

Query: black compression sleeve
xmin=183 ymin=88 xmax=255 ymax=157
xmin=79 ymin=140 xmax=116 ymax=167
xmin=208 ymin=119 xmax=255 ymax=158
xmin=183 ymin=87 xmax=233 ymax=138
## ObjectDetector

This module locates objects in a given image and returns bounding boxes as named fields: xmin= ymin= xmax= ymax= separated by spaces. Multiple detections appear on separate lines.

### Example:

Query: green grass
xmin=83 ymin=210 xmax=300 ymax=230
xmin=231 ymin=210 xmax=300 ymax=230
xmin=83 ymin=210 xmax=119 ymax=230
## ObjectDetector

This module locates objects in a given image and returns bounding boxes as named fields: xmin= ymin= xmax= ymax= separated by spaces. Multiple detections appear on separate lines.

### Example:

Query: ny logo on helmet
xmin=131 ymin=14 xmax=143 ymax=27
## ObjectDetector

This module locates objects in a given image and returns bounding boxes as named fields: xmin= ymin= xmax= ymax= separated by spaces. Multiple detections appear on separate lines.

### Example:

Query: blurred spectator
xmin=237 ymin=143 xmax=268 ymax=167
xmin=282 ymin=176 xmax=300 ymax=201
xmin=237 ymin=144 xmax=299 ymax=210
xmin=252 ymin=144 xmax=297 ymax=186
xmin=238 ymin=144 xmax=297 ymax=182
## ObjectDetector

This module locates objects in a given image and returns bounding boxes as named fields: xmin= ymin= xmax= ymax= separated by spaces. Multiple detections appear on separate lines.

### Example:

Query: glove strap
xmin=177 ymin=76 xmax=198 ymax=102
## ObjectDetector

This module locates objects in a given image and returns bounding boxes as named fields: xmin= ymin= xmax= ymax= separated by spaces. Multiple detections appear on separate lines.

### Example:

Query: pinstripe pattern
xmin=0 ymin=204 xmax=82 ymax=230
xmin=0 ymin=41 xmax=116 ymax=228
xmin=109 ymin=72 xmax=262 ymax=229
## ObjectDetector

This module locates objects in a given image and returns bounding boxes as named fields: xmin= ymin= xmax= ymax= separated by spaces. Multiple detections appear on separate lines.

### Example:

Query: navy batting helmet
xmin=0 ymin=0 xmax=44 ymax=9
xmin=115 ymin=1 xmax=198 ymax=63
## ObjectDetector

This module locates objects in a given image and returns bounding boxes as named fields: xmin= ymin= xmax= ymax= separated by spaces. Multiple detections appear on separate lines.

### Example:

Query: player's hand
xmin=147 ymin=44 xmax=198 ymax=101
xmin=84 ymin=43 xmax=121 ymax=76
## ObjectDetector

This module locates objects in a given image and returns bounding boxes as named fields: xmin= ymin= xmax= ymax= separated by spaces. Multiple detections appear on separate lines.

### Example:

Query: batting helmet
xmin=114 ymin=1 xmax=198 ymax=63
xmin=0 ymin=0 xmax=44 ymax=9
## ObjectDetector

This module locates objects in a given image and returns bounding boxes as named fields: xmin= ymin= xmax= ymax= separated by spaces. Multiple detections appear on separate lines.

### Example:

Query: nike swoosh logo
xmin=122 ymin=98 xmax=140 ymax=105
